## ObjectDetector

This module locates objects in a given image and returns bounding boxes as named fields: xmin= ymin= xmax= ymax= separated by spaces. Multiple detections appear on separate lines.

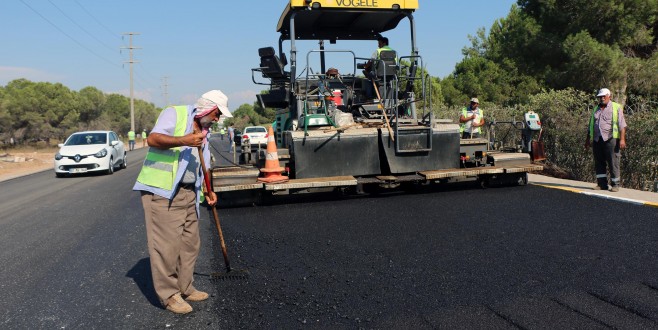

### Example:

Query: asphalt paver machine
xmin=212 ymin=0 xmax=542 ymax=206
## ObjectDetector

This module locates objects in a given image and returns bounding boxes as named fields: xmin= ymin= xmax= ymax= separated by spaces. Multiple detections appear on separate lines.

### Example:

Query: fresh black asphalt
xmin=0 ymin=137 xmax=656 ymax=328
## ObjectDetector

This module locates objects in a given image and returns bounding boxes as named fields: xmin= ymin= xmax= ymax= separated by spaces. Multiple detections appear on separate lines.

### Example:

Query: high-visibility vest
xmin=136 ymin=106 xmax=188 ymax=190
xmin=589 ymin=102 xmax=621 ymax=140
xmin=459 ymin=107 xmax=484 ymax=134
xmin=376 ymin=45 xmax=394 ymax=59
xmin=128 ymin=131 xmax=136 ymax=141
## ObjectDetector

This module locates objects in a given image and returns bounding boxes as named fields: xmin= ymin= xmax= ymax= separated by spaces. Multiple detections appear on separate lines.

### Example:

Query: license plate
xmin=70 ymin=168 xmax=87 ymax=173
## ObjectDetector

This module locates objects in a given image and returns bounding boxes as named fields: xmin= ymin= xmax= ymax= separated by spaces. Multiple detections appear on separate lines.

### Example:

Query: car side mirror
xmin=111 ymin=141 xmax=119 ymax=146
xmin=58 ymin=143 xmax=64 ymax=148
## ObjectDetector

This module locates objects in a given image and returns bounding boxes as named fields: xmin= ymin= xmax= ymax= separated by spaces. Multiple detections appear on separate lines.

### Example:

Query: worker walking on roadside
xmin=219 ymin=127 xmax=226 ymax=140
xmin=128 ymin=130 xmax=136 ymax=151
xmin=584 ymin=88 xmax=627 ymax=192
xmin=459 ymin=98 xmax=485 ymax=139
xmin=141 ymin=129 xmax=147 ymax=147
xmin=227 ymin=123 xmax=235 ymax=153
xmin=133 ymin=89 xmax=232 ymax=314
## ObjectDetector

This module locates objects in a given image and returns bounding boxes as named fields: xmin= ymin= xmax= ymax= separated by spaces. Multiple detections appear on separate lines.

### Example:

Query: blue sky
xmin=1 ymin=0 xmax=516 ymax=110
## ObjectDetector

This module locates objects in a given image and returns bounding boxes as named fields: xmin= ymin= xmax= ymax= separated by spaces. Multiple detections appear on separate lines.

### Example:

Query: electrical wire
xmin=19 ymin=0 xmax=120 ymax=69
xmin=47 ymin=0 xmax=118 ymax=53
xmin=74 ymin=0 xmax=121 ymax=42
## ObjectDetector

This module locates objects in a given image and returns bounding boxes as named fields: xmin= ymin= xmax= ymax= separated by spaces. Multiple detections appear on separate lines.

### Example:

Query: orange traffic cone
xmin=258 ymin=126 xmax=289 ymax=183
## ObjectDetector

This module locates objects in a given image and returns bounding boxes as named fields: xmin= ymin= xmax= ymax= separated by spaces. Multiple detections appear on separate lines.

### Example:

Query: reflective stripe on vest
xmin=589 ymin=102 xmax=620 ymax=140
xmin=459 ymin=107 xmax=484 ymax=134
xmin=136 ymin=106 xmax=188 ymax=190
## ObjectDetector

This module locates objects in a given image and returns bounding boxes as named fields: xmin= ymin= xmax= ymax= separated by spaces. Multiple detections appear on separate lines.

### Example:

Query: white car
xmin=242 ymin=126 xmax=269 ymax=147
xmin=54 ymin=130 xmax=127 ymax=177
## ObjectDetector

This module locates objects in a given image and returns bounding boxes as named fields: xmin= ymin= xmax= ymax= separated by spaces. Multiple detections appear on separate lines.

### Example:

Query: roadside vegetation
xmin=1 ymin=0 xmax=657 ymax=189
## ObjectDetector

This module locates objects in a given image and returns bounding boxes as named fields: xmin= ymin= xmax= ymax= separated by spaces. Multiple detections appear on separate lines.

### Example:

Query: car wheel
xmin=106 ymin=157 xmax=114 ymax=175
xmin=120 ymin=152 xmax=127 ymax=169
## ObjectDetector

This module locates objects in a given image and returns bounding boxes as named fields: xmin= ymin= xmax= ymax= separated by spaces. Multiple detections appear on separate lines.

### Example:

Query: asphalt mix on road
xmin=197 ymin=181 xmax=658 ymax=329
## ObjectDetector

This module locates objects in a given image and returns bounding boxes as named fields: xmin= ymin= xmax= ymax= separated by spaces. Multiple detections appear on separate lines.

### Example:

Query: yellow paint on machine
xmin=289 ymin=0 xmax=418 ymax=10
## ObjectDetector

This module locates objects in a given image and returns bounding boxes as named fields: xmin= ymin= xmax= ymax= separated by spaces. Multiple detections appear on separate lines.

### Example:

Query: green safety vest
xmin=128 ymin=131 xmax=136 ymax=140
xmin=376 ymin=45 xmax=394 ymax=59
xmin=459 ymin=107 xmax=484 ymax=134
xmin=142 ymin=131 xmax=147 ymax=138
xmin=136 ymin=106 xmax=188 ymax=191
xmin=589 ymin=102 xmax=621 ymax=140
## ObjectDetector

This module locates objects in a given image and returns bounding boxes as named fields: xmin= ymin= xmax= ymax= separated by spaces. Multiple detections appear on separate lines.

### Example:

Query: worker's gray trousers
xmin=141 ymin=187 xmax=200 ymax=306
xmin=592 ymin=138 xmax=621 ymax=188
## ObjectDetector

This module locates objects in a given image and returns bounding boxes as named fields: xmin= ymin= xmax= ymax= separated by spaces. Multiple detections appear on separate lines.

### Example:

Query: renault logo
xmin=74 ymin=154 xmax=81 ymax=162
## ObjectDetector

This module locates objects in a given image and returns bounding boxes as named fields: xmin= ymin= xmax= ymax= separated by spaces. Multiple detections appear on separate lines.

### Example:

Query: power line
xmin=19 ymin=0 xmax=120 ymax=69
xmin=74 ymin=0 xmax=121 ymax=41
xmin=46 ymin=0 xmax=117 ymax=53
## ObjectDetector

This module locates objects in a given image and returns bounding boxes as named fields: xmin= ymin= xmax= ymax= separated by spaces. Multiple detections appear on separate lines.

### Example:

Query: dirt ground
xmin=0 ymin=151 xmax=55 ymax=181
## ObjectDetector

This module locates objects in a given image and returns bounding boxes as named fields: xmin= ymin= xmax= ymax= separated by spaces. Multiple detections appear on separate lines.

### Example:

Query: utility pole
xmin=121 ymin=32 xmax=141 ymax=132
xmin=162 ymin=76 xmax=169 ymax=107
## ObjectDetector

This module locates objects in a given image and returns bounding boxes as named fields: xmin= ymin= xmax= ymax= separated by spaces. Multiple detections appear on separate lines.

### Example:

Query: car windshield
xmin=245 ymin=127 xmax=267 ymax=133
xmin=65 ymin=133 xmax=107 ymax=145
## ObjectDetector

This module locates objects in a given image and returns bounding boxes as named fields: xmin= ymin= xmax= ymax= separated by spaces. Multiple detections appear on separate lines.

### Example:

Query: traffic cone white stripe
xmin=258 ymin=126 xmax=288 ymax=183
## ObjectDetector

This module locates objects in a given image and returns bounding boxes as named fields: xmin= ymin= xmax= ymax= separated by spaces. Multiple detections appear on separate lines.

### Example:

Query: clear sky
xmin=1 ymin=0 xmax=516 ymax=110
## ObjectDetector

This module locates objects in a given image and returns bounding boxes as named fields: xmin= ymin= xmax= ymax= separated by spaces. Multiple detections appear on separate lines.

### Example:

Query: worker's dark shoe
xmin=593 ymin=185 xmax=607 ymax=190
xmin=184 ymin=290 xmax=209 ymax=302
xmin=610 ymin=186 xmax=620 ymax=192
xmin=165 ymin=293 xmax=193 ymax=314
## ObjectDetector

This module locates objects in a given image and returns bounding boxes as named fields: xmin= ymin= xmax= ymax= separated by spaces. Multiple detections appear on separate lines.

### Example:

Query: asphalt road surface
xmin=1 ymin=137 xmax=657 ymax=329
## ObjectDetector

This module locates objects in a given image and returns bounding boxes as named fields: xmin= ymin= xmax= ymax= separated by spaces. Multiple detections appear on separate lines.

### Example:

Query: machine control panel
xmin=525 ymin=111 xmax=541 ymax=131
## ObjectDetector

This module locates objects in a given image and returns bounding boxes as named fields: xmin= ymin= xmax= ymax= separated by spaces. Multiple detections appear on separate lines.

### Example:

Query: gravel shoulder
xmin=0 ymin=151 xmax=54 ymax=182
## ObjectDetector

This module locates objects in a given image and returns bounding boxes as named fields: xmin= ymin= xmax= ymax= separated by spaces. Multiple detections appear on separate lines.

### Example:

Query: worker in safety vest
xmin=141 ymin=129 xmax=147 ymax=147
xmin=127 ymin=130 xmax=136 ymax=151
xmin=459 ymin=98 xmax=485 ymax=139
xmin=363 ymin=36 xmax=396 ymax=99
xmin=219 ymin=127 xmax=226 ymax=140
xmin=584 ymin=88 xmax=627 ymax=192
xmin=132 ymin=90 xmax=232 ymax=314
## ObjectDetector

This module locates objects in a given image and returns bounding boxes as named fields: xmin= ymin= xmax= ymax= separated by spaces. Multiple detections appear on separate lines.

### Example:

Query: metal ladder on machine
xmin=389 ymin=55 xmax=432 ymax=154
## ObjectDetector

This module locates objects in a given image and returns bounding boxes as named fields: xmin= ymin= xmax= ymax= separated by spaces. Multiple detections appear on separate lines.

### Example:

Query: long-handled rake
xmin=197 ymin=142 xmax=249 ymax=281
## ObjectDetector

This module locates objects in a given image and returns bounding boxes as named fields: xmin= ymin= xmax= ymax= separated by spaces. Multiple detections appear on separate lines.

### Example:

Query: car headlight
xmin=94 ymin=149 xmax=108 ymax=158
xmin=55 ymin=152 xmax=63 ymax=160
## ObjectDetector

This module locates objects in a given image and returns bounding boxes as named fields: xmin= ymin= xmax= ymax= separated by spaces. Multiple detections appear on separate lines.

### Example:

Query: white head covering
xmin=195 ymin=90 xmax=232 ymax=118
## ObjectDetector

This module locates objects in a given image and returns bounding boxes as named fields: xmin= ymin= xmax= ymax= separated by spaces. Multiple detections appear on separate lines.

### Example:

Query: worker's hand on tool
xmin=206 ymin=190 xmax=217 ymax=206
xmin=181 ymin=131 xmax=207 ymax=147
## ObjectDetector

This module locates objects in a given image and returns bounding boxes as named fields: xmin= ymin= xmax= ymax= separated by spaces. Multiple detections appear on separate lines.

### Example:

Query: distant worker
xmin=141 ymin=129 xmax=147 ymax=147
xmin=227 ymin=123 xmax=235 ymax=153
xmin=219 ymin=127 xmax=226 ymax=141
xmin=363 ymin=36 xmax=395 ymax=99
xmin=459 ymin=98 xmax=485 ymax=139
xmin=584 ymin=88 xmax=627 ymax=192
xmin=127 ymin=130 xmax=136 ymax=151
xmin=133 ymin=89 xmax=232 ymax=314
